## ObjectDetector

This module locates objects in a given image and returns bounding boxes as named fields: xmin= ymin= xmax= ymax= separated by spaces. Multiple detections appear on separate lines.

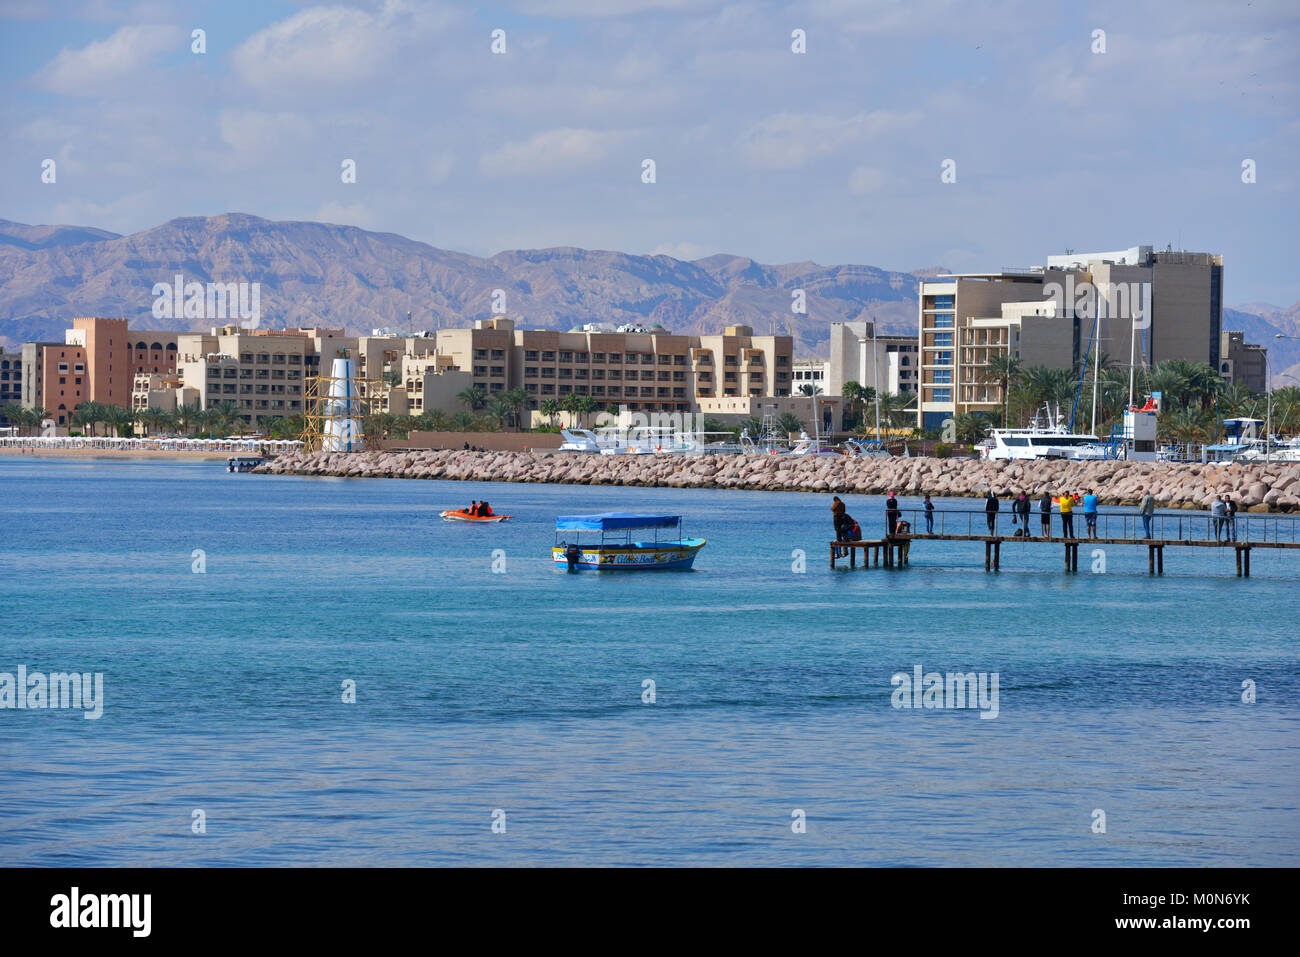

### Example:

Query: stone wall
xmin=258 ymin=450 xmax=1300 ymax=512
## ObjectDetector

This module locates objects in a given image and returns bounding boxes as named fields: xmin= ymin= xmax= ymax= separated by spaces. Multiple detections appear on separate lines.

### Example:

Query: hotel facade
xmin=916 ymin=246 xmax=1241 ymax=430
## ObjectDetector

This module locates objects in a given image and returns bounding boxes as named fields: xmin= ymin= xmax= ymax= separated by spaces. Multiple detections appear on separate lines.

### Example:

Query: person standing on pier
xmin=886 ymin=492 xmax=900 ymax=537
xmin=1139 ymin=491 xmax=1156 ymax=540
xmin=984 ymin=491 xmax=999 ymax=534
xmin=1058 ymin=492 xmax=1075 ymax=539
xmin=923 ymin=494 xmax=935 ymax=535
xmin=1225 ymin=496 xmax=1238 ymax=541
xmin=1083 ymin=489 xmax=1099 ymax=539
xmin=1210 ymin=496 xmax=1227 ymax=541
xmin=1014 ymin=492 xmax=1031 ymax=535
xmin=1039 ymin=491 xmax=1053 ymax=538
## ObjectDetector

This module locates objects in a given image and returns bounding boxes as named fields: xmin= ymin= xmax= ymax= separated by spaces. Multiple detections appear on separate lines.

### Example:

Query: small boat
xmin=440 ymin=509 xmax=511 ymax=523
xmin=226 ymin=455 xmax=264 ymax=473
xmin=553 ymin=513 xmax=706 ymax=570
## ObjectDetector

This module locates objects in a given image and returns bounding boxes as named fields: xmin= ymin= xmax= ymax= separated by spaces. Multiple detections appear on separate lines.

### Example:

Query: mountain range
xmin=1 ymin=213 xmax=1297 ymax=383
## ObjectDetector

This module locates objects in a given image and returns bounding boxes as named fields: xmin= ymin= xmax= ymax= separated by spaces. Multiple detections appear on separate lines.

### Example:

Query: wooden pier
xmin=830 ymin=533 xmax=1300 ymax=577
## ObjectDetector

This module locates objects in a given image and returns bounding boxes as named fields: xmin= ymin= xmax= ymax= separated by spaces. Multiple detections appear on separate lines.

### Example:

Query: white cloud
xmin=218 ymin=110 xmax=317 ymax=163
xmin=739 ymin=111 xmax=919 ymax=170
xmin=35 ymin=24 xmax=181 ymax=95
xmin=848 ymin=166 xmax=886 ymax=194
xmin=479 ymin=128 xmax=627 ymax=178
xmin=232 ymin=2 xmax=453 ymax=92
xmin=508 ymin=0 xmax=722 ymax=16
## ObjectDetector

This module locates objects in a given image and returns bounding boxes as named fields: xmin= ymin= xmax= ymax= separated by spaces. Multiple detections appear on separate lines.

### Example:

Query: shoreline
xmin=256 ymin=449 xmax=1300 ymax=512
xmin=0 ymin=447 xmax=235 ymax=461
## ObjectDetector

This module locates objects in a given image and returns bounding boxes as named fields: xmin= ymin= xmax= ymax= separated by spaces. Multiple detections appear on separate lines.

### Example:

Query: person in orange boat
xmin=480 ymin=502 xmax=493 ymax=517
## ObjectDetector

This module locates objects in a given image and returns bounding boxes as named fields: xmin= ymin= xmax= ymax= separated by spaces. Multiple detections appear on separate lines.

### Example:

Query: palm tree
xmin=1269 ymin=385 xmax=1300 ymax=435
xmin=502 ymin=386 xmax=530 ymax=431
xmin=457 ymin=386 xmax=487 ymax=413
xmin=71 ymin=401 xmax=103 ymax=436
xmin=539 ymin=398 xmax=561 ymax=427
xmin=798 ymin=383 xmax=823 ymax=396
xmin=775 ymin=411 xmax=804 ymax=436
xmin=104 ymin=405 xmax=136 ymax=437
xmin=982 ymin=354 xmax=1022 ymax=428
xmin=28 ymin=406 xmax=50 ymax=436
xmin=739 ymin=415 xmax=763 ymax=437
xmin=0 ymin=401 xmax=23 ymax=430
xmin=207 ymin=400 xmax=239 ymax=437
xmin=560 ymin=392 xmax=581 ymax=427
xmin=175 ymin=400 xmax=202 ymax=436
xmin=485 ymin=396 xmax=514 ymax=429
xmin=574 ymin=395 xmax=597 ymax=428
xmin=951 ymin=412 xmax=990 ymax=444
xmin=1159 ymin=406 xmax=1211 ymax=445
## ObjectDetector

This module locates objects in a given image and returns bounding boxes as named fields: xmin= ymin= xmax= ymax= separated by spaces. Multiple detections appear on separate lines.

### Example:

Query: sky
xmin=1 ymin=0 xmax=1297 ymax=304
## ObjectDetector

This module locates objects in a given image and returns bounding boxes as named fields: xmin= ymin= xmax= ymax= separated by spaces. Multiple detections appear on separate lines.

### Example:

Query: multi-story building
xmin=131 ymin=372 xmax=194 ymax=416
xmin=1219 ymin=330 xmax=1267 ymax=393
xmin=0 ymin=348 xmax=22 ymax=417
xmin=21 ymin=341 xmax=87 ymax=426
xmin=825 ymin=322 xmax=920 ymax=398
xmin=175 ymin=326 xmax=355 ymax=428
xmin=792 ymin=358 xmax=828 ymax=394
xmin=378 ymin=354 xmax=472 ymax=416
xmin=430 ymin=318 xmax=793 ymax=421
xmin=916 ymin=246 xmax=1235 ymax=429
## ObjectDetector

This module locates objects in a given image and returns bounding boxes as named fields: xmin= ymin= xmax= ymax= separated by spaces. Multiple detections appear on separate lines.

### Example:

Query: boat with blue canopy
xmin=552 ymin=513 xmax=706 ymax=570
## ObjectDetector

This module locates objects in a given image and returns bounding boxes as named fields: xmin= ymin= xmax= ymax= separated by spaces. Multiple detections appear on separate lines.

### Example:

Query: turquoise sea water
xmin=1 ymin=456 xmax=1297 ymax=866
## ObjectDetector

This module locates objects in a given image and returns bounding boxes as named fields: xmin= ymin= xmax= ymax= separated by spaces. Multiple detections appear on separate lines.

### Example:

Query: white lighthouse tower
xmin=321 ymin=356 xmax=364 ymax=452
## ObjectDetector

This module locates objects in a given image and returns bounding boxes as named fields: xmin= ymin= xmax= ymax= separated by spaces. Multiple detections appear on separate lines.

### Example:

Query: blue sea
xmin=1 ymin=456 xmax=1297 ymax=866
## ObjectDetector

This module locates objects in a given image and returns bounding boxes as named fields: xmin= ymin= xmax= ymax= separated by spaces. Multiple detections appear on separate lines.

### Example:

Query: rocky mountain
xmin=0 ymin=213 xmax=921 ymax=355
xmin=1 ymin=213 xmax=1295 ymax=383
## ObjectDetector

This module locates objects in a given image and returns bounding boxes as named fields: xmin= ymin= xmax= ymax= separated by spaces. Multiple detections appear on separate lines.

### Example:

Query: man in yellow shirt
xmin=1058 ymin=492 xmax=1075 ymax=539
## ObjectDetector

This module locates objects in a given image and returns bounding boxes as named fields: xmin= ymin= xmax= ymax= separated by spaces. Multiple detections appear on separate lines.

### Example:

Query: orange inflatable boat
xmin=439 ymin=509 xmax=511 ymax=523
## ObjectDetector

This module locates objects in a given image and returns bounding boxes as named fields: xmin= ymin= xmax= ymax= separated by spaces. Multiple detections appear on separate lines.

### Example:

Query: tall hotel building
xmin=916 ymin=246 xmax=1229 ymax=429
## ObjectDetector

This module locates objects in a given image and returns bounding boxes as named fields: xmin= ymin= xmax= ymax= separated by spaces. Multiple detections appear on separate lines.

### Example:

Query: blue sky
xmin=2 ymin=0 xmax=1297 ymax=304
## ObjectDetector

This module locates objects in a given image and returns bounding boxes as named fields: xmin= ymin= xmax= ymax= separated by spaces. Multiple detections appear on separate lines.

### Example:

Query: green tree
xmin=951 ymin=412 xmax=991 ymax=444
xmin=982 ymin=354 xmax=1022 ymax=428
xmin=775 ymin=411 xmax=804 ymax=435
xmin=502 ymin=386 xmax=530 ymax=431
xmin=539 ymin=398 xmax=561 ymax=427
xmin=457 ymin=386 xmax=487 ymax=413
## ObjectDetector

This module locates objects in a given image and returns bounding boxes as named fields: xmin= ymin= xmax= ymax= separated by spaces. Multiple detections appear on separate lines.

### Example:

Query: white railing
xmin=0 ymin=436 xmax=302 ymax=453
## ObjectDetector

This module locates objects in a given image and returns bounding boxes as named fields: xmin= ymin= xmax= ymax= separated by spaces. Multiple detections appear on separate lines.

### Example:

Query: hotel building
xmin=175 ymin=326 xmax=356 ymax=428
xmin=916 ymin=246 xmax=1234 ymax=429
xmin=431 ymin=318 xmax=793 ymax=418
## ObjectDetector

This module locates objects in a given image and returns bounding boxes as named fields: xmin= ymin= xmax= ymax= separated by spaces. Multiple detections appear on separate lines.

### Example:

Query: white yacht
xmin=979 ymin=405 xmax=1107 ymax=461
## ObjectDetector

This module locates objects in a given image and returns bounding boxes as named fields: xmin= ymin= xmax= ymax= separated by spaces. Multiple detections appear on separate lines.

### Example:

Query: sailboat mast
xmin=1090 ymin=301 xmax=1101 ymax=435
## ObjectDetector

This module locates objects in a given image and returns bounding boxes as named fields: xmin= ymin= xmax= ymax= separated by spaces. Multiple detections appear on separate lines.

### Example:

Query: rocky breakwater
xmin=258 ymin=450 xmax=1300 ymax=512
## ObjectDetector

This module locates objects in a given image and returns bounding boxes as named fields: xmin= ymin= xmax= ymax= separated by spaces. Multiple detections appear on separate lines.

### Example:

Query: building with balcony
xmin=175 ymin=326 xmax=356 ymax=428
xmin=916 ymin=246 xmax=1237 ymax=429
